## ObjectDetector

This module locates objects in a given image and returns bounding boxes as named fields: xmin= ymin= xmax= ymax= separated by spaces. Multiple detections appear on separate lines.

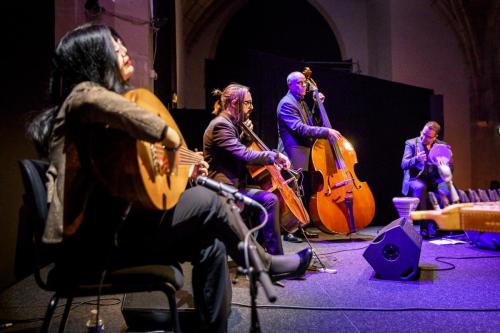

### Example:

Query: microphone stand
xmin=296 ymin=225 xmax=337 ymax=274
xmin=222 ymin=193 xmax=276 ymax=333
xmin=249 ymin=260 xmax=260 ymax=333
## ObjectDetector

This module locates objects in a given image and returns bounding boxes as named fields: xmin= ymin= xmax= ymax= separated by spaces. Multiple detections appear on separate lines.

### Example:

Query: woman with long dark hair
xmin=27 ymin=24 xmax=312 ymax=332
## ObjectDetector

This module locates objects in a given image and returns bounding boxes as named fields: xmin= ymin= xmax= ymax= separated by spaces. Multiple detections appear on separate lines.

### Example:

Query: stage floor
xmin=1 ymin=226 xmax=499 ymax=332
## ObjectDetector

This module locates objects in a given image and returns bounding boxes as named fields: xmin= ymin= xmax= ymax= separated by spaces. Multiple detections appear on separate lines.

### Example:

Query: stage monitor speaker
xmin=363 ymin=217 xmax=422 ymax=280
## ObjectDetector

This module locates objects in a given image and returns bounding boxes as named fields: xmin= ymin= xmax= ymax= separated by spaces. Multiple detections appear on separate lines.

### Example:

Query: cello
xmin=304 ymin=67 xmax=375 ymax=234
xmin=239 ymin=121 xmax=310 ymax=233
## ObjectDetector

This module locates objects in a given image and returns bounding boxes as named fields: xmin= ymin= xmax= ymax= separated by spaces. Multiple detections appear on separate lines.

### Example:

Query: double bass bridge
xmin=324 ymin=177 xmax=354 ymax=197
xmin=332 ymin=177 xmax=354 ymax=189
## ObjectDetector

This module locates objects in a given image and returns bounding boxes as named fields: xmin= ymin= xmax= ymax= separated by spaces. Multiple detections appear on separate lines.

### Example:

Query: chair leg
xmin=163 ymin=286 xmax=181 ymax=333
xmin=41 ymin=294 xmax=60 ymax=333
xmin=58 ymin=297 xmax=73 ymax=333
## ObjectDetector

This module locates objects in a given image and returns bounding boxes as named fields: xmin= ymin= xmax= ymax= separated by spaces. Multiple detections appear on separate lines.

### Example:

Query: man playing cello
xmin=203 ymin=83 xmax=293 ymax=256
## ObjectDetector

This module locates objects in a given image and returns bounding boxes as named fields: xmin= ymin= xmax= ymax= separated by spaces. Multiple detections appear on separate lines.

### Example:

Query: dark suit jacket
xmin=276 ymin=92 xmax=329 ymax=171
xmin=203 ymin=114 xmax=278 ymax=188
xmin=401 ymin=136 xmax=451 ymax=195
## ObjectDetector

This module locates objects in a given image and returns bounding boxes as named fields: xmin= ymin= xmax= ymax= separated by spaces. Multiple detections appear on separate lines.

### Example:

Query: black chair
xmin=18 ymin=159 xmax=184 ymax=333
xmin=488 ymin=189 xmax=500 ymax=201
xmin=467 ymin=189 xmax=480 ymax=202
xmin=477 ymin=189 xmax=491 ymax=202
xmin=457 ymin=189 xmax=470 ymax=203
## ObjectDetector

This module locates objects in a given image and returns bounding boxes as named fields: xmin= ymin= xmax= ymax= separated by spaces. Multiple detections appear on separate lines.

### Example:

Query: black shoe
xmin=270 ymin=248 xmax=313 ymax=281
xmin=284 ymin=233 xmax=303 ymax=243
xmin=420 ymin=221 xmax=439 ymax=239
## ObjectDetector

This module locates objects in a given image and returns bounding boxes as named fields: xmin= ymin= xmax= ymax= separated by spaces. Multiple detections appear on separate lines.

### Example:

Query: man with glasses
xmin=204 ymin=83 xmax=291 ymax=255
xmin=401 ymin=121 xmax=454 ymax=238
xmin=277 ymin=71 xmax=341 ymax=242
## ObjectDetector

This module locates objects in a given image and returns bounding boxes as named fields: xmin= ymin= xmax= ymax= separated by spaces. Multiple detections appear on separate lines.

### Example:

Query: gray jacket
xmin=43 ymin=82 xmax=169 ymax=243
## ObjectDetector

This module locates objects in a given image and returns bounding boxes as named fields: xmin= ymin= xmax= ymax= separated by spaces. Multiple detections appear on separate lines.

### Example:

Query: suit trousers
xmin=59 ymin=185 xmax=270 ymax=333
xmin=239 ymin=188 xmax=284 ymax=255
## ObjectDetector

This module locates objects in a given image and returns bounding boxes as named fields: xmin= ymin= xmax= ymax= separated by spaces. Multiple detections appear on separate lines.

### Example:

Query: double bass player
xmin=277 ymin=71 xmax=342 ymax=241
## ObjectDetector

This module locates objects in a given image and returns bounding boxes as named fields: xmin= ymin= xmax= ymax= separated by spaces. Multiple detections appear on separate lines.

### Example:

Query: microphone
xmin=196 ymin=176 xmax=260 ymax=208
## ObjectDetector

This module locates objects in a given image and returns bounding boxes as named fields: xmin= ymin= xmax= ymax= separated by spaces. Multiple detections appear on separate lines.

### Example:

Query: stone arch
xmin=183 ymin=0 xmax=247 ymax=57
xmin=307 ymin=0 xmax=347 ymax=59
xmin=181 ymin=0 xmax=345 ymax=108
xmin=214 ymin=0 xmax=342 ymax=63
xmin=183 ymin=0 xmax=345 ymax=59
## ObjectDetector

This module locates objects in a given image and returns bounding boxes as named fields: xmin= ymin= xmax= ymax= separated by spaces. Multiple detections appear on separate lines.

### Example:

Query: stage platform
xmin=1 ymin=226 xmax=499 ymax=332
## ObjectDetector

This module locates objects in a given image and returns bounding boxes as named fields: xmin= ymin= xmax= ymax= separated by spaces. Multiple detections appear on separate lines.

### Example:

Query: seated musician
xmin=26 ymin=24 xmax=312 ymax=332
xmin=401 ymin=121 xmax=456 ymax=237
xmin=203 ymin=83 xmax=293 ymax=256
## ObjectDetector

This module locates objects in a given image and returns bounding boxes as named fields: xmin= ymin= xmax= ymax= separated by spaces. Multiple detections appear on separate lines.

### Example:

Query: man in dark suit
xmin=204 ymin=83 xmax=291 ymax=255
xmin=277 ymin=71 xmax=341 ymax=242
xmin=401 ymin=121 xmax=455 ymax=237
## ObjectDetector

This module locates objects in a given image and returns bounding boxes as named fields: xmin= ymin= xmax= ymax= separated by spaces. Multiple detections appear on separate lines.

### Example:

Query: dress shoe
xmin=420 ymin=220 xmax=441 ymax=239
xmin=284 ymin=233 xmax=303 ymax=243
xmin=270 ymin=247 xmax=313 ymax=281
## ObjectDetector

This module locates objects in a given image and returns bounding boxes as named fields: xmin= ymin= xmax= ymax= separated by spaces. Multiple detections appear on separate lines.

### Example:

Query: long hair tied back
xmin=211 ymin=83 xmax=249 ymax=123
xmin=211 ymin=88 xmax=224 ymax=116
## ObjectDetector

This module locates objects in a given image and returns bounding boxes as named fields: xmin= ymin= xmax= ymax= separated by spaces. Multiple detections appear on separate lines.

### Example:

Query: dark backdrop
xmin=1 ymin=0 xmax=54 ymax=288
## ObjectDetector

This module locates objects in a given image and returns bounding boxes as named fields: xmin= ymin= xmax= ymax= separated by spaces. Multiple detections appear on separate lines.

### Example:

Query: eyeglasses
xmin=243 ymin=100 xmax=253 ymax=106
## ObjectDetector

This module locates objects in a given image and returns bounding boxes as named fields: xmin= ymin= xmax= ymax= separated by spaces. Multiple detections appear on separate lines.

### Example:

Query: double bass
xmin=240 ymin=121 xmax=310 ymax=233
xmin=304 ymin=68 xmax=375 ymax=234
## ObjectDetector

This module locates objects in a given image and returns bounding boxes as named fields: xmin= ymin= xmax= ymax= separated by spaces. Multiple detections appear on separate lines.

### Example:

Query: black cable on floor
xmin=421 ymin=254 xmax=500 ymax=272
xmin=232 ymin=302 xmax=500 ymax=312
xmin=317 ymin=245 xmax=368 ymax=256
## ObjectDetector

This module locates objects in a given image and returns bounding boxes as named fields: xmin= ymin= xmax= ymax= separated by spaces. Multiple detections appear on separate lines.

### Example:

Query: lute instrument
xmin=90 ymin=88 xmax=202 ymax=210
